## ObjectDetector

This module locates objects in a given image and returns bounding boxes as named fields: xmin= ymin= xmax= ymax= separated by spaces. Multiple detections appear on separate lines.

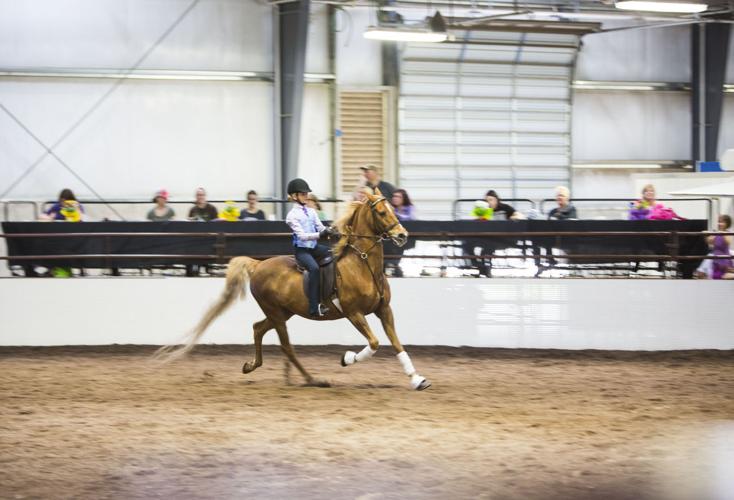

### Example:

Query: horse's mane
xmin=332 ymin=201 xmax=364 ymax=257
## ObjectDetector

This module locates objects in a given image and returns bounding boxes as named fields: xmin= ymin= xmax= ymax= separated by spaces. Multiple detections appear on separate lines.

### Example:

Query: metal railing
xmin=2 ymin=230 xmax=727 ymax=276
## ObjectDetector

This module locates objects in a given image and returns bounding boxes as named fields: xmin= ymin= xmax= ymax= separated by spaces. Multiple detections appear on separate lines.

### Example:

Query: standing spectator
xmin=391 ymin=188 xmax=416 ymax=221
xmin=239 ymin=190 xmax=266 ymax=221
xmin=359 ymin=164 xmax=395 ymax=201
xmin=147 ymin=189 xmax=175 ymax=221
xmin=708 ymin=214 xmax=733 ymax=279
xmin=188 ymin=187 xmax=218 ymax=221
xmin=548 ymin=186 xmax=577 ymax=220
xmin=40 ymin=189 xmax=85 ymax=221
xmin=306 ymin=194 xmax=328 ymax=221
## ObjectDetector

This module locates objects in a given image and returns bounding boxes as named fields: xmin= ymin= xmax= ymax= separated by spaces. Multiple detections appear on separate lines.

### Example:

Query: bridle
xmin=339 ymin=196 xmax=403 ymax=299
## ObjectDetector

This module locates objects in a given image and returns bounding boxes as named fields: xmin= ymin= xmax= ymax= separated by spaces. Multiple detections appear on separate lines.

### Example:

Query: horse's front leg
xmin=342 ymin=313 xmax=379 ymax=367
xmin=375 ymin=302 xmax=431 ymax=391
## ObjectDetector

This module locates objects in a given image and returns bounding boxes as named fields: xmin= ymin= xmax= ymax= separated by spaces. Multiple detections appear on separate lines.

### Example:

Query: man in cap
xmin=359 ymin=164 xmax=395 ymax=202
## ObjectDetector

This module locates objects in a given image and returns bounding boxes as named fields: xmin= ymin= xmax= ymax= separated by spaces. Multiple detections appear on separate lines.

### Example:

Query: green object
xmin=51 ymin=267 xmax=72 ymax=278
xmin=471 ymin=206 xmax=493 ymax=220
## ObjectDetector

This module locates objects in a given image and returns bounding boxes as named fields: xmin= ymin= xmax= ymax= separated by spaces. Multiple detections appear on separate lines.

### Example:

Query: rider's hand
xmin=319 ymin=227 xmax=333 ymax=239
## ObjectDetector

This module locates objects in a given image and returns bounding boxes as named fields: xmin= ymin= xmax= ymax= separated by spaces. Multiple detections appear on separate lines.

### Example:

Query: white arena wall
xmin=1 ymin=278 xmax=731 ymax=350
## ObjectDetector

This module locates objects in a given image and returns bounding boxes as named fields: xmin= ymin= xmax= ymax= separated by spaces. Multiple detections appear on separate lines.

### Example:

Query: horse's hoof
xmin=341 ymin=351 xmax=356 ymax=367
xmin=411 ymin=375 xmax=431 ymax=391
xmin=242 ymin=362 xmax=255 ymax=374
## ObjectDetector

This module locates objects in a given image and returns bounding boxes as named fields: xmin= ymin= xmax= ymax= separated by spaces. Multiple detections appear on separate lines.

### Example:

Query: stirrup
xmin=311 ymin=303 xmax=330 ymax=317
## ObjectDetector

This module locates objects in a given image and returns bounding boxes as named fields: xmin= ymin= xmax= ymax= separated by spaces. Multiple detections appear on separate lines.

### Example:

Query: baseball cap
xmin=359 ymin=164 xmax=378 ymax=172
xmin=153 ymin=189 xmax=169 ymax=202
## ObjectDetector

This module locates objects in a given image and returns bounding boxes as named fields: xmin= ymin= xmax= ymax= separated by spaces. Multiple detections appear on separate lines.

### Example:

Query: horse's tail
xmin=154 ymin=256 xmax=260 ymax=363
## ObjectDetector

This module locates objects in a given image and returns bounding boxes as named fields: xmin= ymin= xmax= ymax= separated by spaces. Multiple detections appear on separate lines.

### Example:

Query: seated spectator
xmin=219 ymin=200 xmax=241 ymax=221
xmin=40 ymin=189 xmax=85 ymax=221
xmin=483 ymin=190 xmax=520 ymax=220
xmin=628 ymin=184 xmax=683 ymax=220
xmin=548 ymin=186 xmax=577 ymax=220
xmin=188 ymin=187 xmax=218 ymax=221
xmin=147 ymin=189 xmax=175 ymax=221
xmin=707 ymin=214 xmax=733 ymax=280
xmin=239 ymin=190 xmax=266 ymax=221
xmin=306 ymin=194 xmax=328 ymax=221
xmin=391 ymin=188 xmax=416 ymax=221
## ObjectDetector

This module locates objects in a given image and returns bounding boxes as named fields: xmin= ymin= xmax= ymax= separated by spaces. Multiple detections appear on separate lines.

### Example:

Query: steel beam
xmin=692 ymin=21 xmax=731 ymax=163
xmin=278 ymin=0 xmax=311 ymax=198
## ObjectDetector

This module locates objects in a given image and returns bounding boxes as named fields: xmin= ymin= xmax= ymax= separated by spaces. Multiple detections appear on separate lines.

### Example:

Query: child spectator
xmin=40 ymin=189 xmax=85 ymax=221
xmin=306 ymin=194 xmax=328 ymax=221
xmin=708 ymin=214 xmax=733 ymax=279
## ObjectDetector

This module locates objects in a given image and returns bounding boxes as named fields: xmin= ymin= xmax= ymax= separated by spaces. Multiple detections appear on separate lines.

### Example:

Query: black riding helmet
xmin=287 ymin=178 xmax=312 ymax=195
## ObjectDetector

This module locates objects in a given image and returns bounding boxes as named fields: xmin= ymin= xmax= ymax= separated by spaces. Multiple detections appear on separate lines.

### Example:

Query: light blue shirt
xmin=285 ymin=204 xmax=325 ymax=248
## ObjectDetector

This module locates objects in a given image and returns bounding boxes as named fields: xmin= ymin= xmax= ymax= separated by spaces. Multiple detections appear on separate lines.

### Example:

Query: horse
xmin=156 ymin=189 xmax=431 ymax=391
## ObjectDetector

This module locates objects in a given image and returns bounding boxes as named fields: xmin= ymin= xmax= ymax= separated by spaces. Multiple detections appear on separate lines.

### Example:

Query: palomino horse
xmin=157 ymin=189 xmax=431 ymax=390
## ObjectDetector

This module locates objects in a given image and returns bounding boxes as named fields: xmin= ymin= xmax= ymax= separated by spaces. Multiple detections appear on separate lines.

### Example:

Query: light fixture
xmin=364 ymin=10 xmax=450 ymax=43
xmin=615 ymin=1 xmax=707 ymax=13
xmin=363 ymin=27 xmax=449 ymax=42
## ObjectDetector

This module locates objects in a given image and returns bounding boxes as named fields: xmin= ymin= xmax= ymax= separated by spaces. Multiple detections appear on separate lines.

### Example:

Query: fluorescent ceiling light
xmin=615 ymin=1 xmax=707 ymax=13
xmin=573 ymin=163 xmax=665 ymax=169
xmin=364 ymin=26 xmax=449 ymax=42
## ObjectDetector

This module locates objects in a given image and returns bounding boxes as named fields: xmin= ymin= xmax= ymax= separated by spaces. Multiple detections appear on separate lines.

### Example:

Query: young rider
xmin=285 ymin=178 xmax=335 ymax=317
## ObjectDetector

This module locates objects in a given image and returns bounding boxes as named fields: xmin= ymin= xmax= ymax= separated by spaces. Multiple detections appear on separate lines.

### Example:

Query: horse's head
xmin=364 ymin=188 xmax=409 ymax=247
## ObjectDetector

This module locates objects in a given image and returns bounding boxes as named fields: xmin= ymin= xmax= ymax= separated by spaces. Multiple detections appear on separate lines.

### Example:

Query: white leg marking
xmin=355 ymin=345 xmax=377 ymax=362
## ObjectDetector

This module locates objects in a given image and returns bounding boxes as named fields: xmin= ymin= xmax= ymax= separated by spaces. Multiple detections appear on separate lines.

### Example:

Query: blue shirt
xmin=285 ymin=204 xmax=325 ymax=248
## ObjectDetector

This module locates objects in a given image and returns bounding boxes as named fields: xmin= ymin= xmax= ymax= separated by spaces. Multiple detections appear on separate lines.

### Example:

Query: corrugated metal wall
xmin=399 ymin=30 xmax=580 ymax=219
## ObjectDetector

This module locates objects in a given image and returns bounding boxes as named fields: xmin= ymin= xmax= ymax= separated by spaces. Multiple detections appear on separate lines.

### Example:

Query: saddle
xmin=296 ymin=254 xmax=337 ymax=306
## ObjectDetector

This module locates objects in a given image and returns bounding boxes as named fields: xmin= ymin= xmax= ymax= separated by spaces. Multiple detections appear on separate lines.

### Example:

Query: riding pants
xmin=295 ymin=244 xmax=331 ymax=314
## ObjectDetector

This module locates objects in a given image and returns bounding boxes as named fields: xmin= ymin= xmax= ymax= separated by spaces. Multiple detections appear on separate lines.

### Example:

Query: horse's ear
xmin=374 ymin=187 xmax=383 ymax=197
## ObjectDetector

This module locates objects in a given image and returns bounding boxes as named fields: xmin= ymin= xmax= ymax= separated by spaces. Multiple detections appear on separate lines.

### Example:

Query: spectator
xmin=391 ymin=188 xmax=416 ymax=221
xmin=484 ymin=190 xmax=520 ymax=220
xmin=707 ymin=214 xmax=733 ymax=280
xmin=188 ymin=187 xmax=218 ymax=221
xmin=359 ymin=164 xmax=395 ymax=201
xmin=219 ymin=200 xmax=241 ymax=221
xmin=628 ymin=184 xmax=682 ymax=220
xmin=147 ymin=189 xmax=175 ymax=221
xmin=548 ymin=186 xmax=577 ymax=220
xmin=40 ymin=189 xmax=85 ymax=221
xmin=306 ymin=194 xmax=328 ymax=221
xmin=387 ymin=188 xmax=416 ymax=277
xmin=238 ymin=190 xmax=266 ymax=221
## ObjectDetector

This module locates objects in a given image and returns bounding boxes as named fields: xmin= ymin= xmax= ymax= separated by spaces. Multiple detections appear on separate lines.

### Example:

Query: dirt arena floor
xmin=1 ymin=345 xmax=733 ymax=500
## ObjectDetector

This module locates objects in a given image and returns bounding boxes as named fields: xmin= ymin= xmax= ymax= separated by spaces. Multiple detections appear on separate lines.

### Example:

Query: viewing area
xmin=0 ymin=197 xmax=720 ymax=279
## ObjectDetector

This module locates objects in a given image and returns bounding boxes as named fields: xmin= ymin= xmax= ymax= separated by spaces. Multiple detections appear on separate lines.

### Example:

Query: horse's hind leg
xmin=341 ymin=313 xmax=379 ymax=367
xmin=273 ymin=322 xmax=327 ymax=386
xmin=375 ymin=302 xmax=431 ymax=391
xmin=242 ymin=318 xmax=273 ymax=374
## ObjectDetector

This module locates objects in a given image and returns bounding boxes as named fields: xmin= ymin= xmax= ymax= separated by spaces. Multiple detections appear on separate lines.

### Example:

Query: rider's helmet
xmin=287 ymin=178 xmax=312 ymax=195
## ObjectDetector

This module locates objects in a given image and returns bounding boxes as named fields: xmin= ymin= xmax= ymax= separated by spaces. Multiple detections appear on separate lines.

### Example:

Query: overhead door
xmin=399 ymin=30 xmax=580 ymax=219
